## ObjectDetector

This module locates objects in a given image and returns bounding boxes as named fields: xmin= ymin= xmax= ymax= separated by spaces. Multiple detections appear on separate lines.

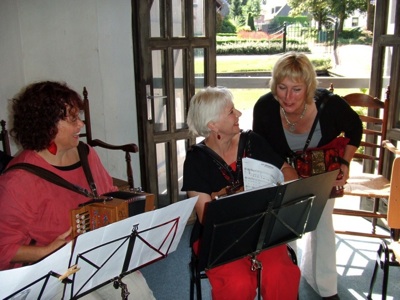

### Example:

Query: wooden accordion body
xmin=71 ymin=191 xmax=155 ymax=238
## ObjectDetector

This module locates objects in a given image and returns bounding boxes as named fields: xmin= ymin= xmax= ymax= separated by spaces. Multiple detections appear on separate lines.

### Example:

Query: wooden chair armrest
xmin=89 ymin=139 xmax=139 ymax=153
xmin=383 ymin=140 xmax=400 ymax=156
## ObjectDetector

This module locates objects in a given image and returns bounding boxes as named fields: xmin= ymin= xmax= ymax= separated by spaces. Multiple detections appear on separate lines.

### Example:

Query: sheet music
xmin=0 ymin=196 xmax=198 ymax=300
xmin=0 ymin=243 xmax=72 ymax=300
xmin=242 ymin=157 xmax=284 ymax=191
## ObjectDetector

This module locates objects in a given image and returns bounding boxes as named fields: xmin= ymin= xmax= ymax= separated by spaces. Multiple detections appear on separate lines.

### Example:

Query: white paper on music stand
xmin=127 ymin=196 xmax=197 ymax=270
xmin=242 ymin=157 xmax=284 ymax=191
xmin=69 ymin=196 xmax=197 ymax=297
xmin=0 ymin=242 xmax=72 ymax=300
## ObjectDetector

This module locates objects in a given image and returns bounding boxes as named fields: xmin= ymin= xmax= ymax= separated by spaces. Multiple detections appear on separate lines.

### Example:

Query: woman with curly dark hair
xmin=0 ymin=81 xmax=155 ymax=299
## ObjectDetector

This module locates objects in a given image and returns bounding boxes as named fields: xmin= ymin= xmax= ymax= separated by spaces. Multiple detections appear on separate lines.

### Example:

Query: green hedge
xmin=216 ymin=35 xmax=310 ymax=55
xmin=217 ymin=42 xmax=310 ymax=55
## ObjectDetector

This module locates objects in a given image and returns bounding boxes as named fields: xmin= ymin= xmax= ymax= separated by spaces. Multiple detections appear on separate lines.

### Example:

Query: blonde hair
xmin=187 ymin=86 xmax=233 ymax=137
xmin=269 ymin=52 xmax=318 ymax=104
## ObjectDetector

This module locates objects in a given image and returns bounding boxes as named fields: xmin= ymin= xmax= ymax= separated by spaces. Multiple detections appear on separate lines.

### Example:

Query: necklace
xmin=281 ymin=104 xmax=307 ymax=132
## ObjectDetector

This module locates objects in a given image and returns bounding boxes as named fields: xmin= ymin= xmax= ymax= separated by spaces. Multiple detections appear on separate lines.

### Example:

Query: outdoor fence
xmin=262 ymin=21 xmax=337 ymax=54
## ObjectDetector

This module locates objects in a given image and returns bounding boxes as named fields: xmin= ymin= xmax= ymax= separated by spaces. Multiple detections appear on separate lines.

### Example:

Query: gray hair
xmin=187 ymin=86 xmax=233 ymax=137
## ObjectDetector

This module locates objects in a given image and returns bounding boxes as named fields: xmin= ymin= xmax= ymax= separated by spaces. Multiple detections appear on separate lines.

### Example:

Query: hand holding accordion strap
xmin=289 ymin=97 xmax=349 ymax=198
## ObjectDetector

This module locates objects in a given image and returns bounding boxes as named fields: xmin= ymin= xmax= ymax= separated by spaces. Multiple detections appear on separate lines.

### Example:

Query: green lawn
xmin=216 ymin=56 xmax=278 ymax=73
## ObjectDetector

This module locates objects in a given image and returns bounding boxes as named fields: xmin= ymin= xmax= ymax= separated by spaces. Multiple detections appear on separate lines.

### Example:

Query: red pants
xmin=194 ymin=242 xmax=300 ymax=300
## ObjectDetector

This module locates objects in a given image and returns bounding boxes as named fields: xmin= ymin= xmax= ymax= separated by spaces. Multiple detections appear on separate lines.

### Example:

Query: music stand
xmin=197 ymin=170 xmax=338 ymax=298
xmin=0 ymin=197 xmax=197 ymax=300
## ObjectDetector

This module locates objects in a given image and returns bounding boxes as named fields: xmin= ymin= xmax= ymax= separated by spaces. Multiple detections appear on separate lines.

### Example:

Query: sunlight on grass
xmin=230 ymin=89 xmax=267 ymax=111
xmin=216 ymin=56 xmax=278 ymax=73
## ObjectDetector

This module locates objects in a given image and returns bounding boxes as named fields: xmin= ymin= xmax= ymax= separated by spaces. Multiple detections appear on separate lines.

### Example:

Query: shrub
xmin=219 ymin=18 xmax=237 ymax=34
xmin=338 ymin=28 xmax=373 ymax=45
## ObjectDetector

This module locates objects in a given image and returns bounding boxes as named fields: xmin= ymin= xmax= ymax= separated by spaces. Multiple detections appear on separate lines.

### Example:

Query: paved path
xmin=324 ymin=44 xmax=373 ymax=77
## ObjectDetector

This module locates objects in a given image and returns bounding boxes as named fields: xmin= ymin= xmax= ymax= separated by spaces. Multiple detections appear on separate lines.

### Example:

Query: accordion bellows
xmin=71 ymin=191 xmax=155 ymax=238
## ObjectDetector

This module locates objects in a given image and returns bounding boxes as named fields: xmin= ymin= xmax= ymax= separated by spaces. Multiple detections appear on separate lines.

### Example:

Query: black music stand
xmin=0 ymin=197 xmax=197 ymax=300
xmin=197 ymin=170 xmax=338 ymax=298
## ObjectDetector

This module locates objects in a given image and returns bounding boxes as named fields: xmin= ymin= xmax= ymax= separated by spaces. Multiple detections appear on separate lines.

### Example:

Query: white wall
xmin=0 ymin=0 xmax=141 ymax=187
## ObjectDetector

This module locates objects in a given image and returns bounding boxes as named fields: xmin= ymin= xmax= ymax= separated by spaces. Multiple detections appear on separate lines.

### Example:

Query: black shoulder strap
xmin=77 ymin=142 xmax=99 ymax=197
xmin=5 ymin=163 xmax=92 ymax=197
xmin=301 ymin=96 xmax=328 ymax=152
xmin=3 ymin=142 xmax=97 ymax=198
xmin=192 ymin=130 xmax=251 ymax=186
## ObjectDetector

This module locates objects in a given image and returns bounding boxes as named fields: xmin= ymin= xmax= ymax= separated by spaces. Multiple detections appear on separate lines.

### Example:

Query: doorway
xmin=132 ymin=0 xmax=217 ymax=207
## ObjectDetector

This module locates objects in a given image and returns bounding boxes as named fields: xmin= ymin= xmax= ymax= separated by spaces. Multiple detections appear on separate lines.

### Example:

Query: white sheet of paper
xmin=0 ymin=242 xmax=72 ymax=299
xmin=68 ymin=196 xmax=197 ymax=297
xmin=0 ymin=196 xmax=198 ymax=300
xmin=242 ymin=157 xmax=284 ymax=191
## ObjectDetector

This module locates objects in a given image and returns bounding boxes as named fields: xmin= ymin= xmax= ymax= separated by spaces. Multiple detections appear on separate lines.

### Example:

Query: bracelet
xmin=338 ymin=157 xmax=350 ymax=167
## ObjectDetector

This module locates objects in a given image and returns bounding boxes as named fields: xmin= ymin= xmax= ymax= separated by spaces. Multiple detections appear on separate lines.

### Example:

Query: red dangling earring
xmin=217 ymin=133 xmax=221 ymax=140
xmin=47 ymin=141 xmax=57 ymax=155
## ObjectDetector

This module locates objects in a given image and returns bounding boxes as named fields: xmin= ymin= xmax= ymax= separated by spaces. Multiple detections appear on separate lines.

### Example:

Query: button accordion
xmin=71 ymin=191 xmax=155 ymax=238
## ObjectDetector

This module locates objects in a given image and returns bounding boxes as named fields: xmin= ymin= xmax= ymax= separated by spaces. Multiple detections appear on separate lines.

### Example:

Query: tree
xmin=331 ymin=0 xmax=368 ymax=32
xmin=288 ymin=0 xmax=330 ymax=31
xmin=228 ymin=0 xmax=262 ymax=30
xmin=288 ymin=0 xmax=368 ymax=32
xmin=230 ymin=0 xmax=243 ymax=21
xmin=366 ymin=1 xmax=375 ymax=31
xmin=244 ymin=0 xmax=262 ymax=30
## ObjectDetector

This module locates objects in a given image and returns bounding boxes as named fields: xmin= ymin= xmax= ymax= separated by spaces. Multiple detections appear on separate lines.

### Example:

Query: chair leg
xmin=190 ymin=253 xmax=203 ymax=300
xmin=381 ymin=241 xmax=393 ymax=300
xmin=367 ymin=243 xmax=383 ymax=299
xmin=371 ymin=197 xmax=380 ymax=234
xmin=190 ymin=260 xmax=195 ymax=300
xmin=196 ymin=272 xmax=202 ymax=300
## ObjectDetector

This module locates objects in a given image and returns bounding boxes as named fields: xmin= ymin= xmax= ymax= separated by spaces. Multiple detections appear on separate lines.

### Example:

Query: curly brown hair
xmin=11 ymin=81 xmax=83 ymax=151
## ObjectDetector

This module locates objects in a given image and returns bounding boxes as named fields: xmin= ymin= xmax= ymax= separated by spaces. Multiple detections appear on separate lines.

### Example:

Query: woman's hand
xmin=187 ymin=191 xmax=212 ymax=224
xmin=11 ymin=227 xmax=72 ymax=265
xmin=47 ymin=227 xmax=73 ymax=253
xmin=335 ymin=164 xmax=349 ymax=187
xmin=281 ymin=162 xmax=299 ymax=182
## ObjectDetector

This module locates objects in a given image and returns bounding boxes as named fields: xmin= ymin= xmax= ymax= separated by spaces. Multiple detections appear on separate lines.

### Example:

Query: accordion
xmin=71 ymin=191 xmax=155 ymax=238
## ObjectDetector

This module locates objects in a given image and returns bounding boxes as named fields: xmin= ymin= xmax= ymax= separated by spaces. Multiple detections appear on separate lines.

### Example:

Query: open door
xmin=132 ymin=0 xmax=217 ymax=207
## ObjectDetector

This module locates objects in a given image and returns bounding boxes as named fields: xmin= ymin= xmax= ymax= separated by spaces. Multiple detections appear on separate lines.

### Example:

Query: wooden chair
xmin=333 ymin=87 xmax=391 ymax=238
xmin=80 ymin=87 xmax=139 ymax=191
xmin=367 ymin=140 xmax=400 ymax=300
xmin=1 ymin=119 xmax=11 ymax=156
xmin=0 ymin=120 xmax=13 ymax=173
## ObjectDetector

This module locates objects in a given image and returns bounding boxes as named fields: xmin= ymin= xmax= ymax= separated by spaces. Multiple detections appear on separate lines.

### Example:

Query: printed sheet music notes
xmin=242 ymin=157 xmax=285 ymax=191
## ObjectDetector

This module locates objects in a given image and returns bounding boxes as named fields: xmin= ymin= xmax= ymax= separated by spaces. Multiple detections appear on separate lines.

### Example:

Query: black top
xmin=252 ymin=89 xmax=363 ymax=160
xmin=182 ymin=130 xmax=285 ymax=244
xmin=182 ymin=130 xmax=284 ymax=195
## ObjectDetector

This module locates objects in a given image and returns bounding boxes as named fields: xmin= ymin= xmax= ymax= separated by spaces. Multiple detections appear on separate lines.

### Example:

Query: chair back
xmin=387 ymin=154 xmax=400 ymax=230
xmin=80 ymin=87 xmax=93 ymax=143
xmin=343 ymin=87 xmax=390 ymax=174
xmin=78 ymin=87 xmax=139 ymax=190
xmin=1 ymin=120 xmax=11 ymax=156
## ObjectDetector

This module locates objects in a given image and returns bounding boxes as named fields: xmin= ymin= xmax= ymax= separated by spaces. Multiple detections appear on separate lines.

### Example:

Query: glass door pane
xmin=152 ymin=50 xmax=168 ymax=132
xmin=194 ymin=48 xmax=205 ymax=90
xmin=193 ymin=0 xmax=205 ymax=37
xmin=156 ymin=142 xmax=170 ymax=207
xmin=172 ymin=0 xmax=185 ymax=37
xmin=150 ymin=0 xmax=163 ymax=38
xmin=173 ymin=49 xmax=186 ymax=130
xmin=177 ymin=139 xmax=187 ymax=200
